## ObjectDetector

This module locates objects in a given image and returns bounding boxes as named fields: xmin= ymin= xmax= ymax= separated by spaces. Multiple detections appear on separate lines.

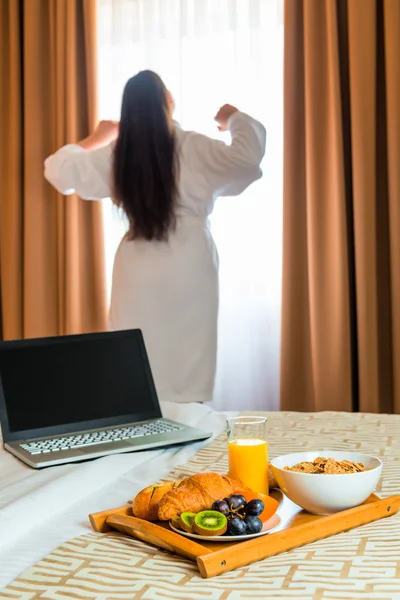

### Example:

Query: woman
xmin=44 ymin=71 xmax=266 ymax=404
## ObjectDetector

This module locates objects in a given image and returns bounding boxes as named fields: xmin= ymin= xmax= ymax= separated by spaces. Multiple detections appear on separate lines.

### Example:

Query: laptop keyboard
xmin=19 ymin=420 xmax=184 ymax=455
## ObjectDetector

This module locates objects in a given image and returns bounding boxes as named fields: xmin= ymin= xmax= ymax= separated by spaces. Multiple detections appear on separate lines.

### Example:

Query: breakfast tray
xmin=89 ymin=489 xmax=400 ymax=578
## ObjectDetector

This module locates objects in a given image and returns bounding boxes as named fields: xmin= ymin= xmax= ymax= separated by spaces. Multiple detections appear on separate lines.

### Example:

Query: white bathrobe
xmin=44 ymin=112 xmax=266 ymax=404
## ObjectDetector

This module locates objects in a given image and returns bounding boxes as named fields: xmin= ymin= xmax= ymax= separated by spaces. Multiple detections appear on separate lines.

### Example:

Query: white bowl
xmin=271 ymin=451 xmax=382 ymax=515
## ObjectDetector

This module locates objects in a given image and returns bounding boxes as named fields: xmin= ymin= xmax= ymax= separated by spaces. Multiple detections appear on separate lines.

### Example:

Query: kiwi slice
xmin=171 ymin=516 xmax=181 ymax=530
xmin=193 ymin=510 xmax=228 ymax=537
xmin=179 ymin=512 xmax=196 ymax=533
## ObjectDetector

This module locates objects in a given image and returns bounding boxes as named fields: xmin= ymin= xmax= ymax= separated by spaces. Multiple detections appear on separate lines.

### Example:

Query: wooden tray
xmin=89 ymin=491 xmax=400 ymax=578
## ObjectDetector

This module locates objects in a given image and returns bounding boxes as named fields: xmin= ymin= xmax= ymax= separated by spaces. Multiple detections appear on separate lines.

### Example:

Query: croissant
xmin=158 ymin=472 xmax=251 ymax=521
xmin=131 ymin=466 xmax=279 ymax=521
xmin=131 ymin=481 xmax=180 ymax=521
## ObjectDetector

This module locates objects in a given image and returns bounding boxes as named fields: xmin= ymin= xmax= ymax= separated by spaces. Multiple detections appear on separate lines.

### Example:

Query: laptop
xmin=0 ymin=329 xmax=212 ymax=468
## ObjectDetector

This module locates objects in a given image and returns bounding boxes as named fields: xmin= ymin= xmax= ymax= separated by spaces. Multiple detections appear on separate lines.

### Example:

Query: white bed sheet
xmin=0 ymin=402 xmax=234 ymax=588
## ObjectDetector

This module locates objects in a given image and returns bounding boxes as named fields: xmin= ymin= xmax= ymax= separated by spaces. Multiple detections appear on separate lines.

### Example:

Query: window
xmin=96 ymin=0 xmax=283 ymax=411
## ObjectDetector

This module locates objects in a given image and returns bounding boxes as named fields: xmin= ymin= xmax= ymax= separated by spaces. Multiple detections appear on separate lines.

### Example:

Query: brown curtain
xmin=0 ymin=0 xmax=107 ymax=341
xmin=281 ymin=0 xmax=400 ymax=413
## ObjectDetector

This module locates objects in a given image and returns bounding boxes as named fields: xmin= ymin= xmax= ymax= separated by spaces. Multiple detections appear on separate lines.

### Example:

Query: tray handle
xmin=106 ymin=514 xmax=212 ymax=561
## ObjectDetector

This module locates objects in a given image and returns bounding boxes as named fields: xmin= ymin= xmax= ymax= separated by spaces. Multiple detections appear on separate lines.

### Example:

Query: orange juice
xmin=228 ymin=438 xmax=269 ymax=495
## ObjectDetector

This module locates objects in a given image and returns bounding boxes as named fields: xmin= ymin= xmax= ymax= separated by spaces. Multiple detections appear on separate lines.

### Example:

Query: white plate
xmin=169 ymin=513 xmax=281 ymax=542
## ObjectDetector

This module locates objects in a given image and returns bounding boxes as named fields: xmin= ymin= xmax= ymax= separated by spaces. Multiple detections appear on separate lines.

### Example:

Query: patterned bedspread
xmin=1 ymin=411 xmax=399 ymax=600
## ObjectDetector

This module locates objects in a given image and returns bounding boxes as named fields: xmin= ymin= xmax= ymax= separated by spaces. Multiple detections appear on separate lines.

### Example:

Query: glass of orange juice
xmin=227 ymin=416 xmax=269 ymax=495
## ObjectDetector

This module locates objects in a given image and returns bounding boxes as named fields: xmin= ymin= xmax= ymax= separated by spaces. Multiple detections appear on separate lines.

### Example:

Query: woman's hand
xmin=78 ymin=120 xmax=119 ymax=150
xmin=214 ymin=104 xmax=239 ymax=132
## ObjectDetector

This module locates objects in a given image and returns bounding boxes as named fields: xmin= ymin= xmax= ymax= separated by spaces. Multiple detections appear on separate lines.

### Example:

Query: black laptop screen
xmin=0 ymin=331 xmax=161 ymax=437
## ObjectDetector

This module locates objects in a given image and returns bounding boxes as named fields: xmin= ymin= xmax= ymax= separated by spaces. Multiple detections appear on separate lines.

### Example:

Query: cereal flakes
xmin=284 ymin=456 xmax=365 ymax=474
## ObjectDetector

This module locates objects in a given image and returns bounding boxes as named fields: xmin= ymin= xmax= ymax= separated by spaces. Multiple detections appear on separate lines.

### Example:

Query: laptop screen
xmin=0 ymin=330 xmax=162 ymax=442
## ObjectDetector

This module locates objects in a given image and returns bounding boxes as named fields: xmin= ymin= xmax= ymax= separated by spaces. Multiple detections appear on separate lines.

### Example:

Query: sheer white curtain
xmin=96 ymin=0 xmax=283 ymax=411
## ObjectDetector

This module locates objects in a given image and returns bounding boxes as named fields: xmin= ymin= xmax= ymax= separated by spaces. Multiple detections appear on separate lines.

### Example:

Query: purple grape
xmin=228 ymin=516 xmax=247 ymax=536
xmin=211 ymin=499 xmax=230 ymax=516
xmin=245 ymin=499 xmax=264 ymax=517
xmin=229 ymin=494 xmax=246 ymax=511
xmin=244 ymin=515 xmax=263 ymax=534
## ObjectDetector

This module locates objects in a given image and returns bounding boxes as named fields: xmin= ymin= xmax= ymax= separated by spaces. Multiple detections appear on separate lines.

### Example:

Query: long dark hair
xmin=113 ymin=71 xmax=178 ymax=241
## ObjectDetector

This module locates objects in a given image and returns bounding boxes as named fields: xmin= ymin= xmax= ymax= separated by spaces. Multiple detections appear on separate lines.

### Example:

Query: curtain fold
xmin=281 ymin=0 xmax=400 ymax=413
xmin=0 ymin=0 xmax=107 ymax=341
xmin=384 ymin=0 xmax=400 ymax=417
